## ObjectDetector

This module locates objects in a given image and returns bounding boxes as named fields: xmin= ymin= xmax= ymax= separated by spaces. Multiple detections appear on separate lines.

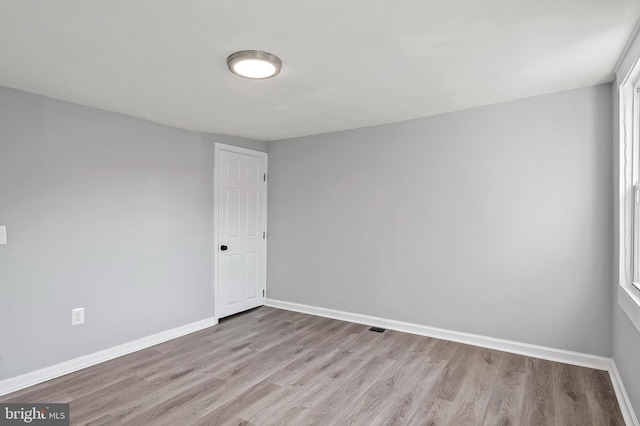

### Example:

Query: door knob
xmin=220 ymin=245 xmax=228 ymax=251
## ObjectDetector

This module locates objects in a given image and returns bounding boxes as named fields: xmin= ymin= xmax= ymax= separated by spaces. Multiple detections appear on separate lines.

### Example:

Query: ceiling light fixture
xmin=227 ymin=50 xmax=282 ymax=79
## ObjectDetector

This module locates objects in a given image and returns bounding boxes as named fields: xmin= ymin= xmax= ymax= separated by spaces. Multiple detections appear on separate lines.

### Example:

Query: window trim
xmin=617 ymin=44 xmax=640 ymax=334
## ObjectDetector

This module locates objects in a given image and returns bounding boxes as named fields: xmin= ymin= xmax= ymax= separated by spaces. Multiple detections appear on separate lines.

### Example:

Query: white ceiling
xmin=0 ymin=1 xmax=639 ymax=141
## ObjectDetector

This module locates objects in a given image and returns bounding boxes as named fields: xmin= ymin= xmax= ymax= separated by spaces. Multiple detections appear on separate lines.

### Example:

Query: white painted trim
xmin=0 ymin=317 xmax=217 ymax=397
xmin=271 ymin=298 xmax=638 ymax=421
xmin=265 ymin=299 xmax=611 ymax=371
xmin=617 ymin=26 xmax=640 ymax=336
xmin=619 ymin=284 xmax=640 ymax=334
xmin=617 ymin=73 xmax=635 ymax=306
xmin=610 ymin=359 xmax=640 ymax=426
xmin=213 ymin=143 xmax=268 ymax=322
xmin=215 ymin=143 xmax=268 ymax=160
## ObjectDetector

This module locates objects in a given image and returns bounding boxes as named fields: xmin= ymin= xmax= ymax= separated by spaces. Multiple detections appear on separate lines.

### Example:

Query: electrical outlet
xmin=72 ymin=308 xmax=85 ymax=326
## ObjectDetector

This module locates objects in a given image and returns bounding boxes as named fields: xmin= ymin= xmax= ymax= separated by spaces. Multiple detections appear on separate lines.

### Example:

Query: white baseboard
xmin=0 ymin=317 xmax=217 ymax=397
xmin=265 ymin=298 xmax=611 ymax=370
xmin=4 ymin=303 xmax=637 ymax=426
xmin=266 ymin=299 xmax=640 ymax=423
xmin=610 ymin=360 xmax=640 ymax=426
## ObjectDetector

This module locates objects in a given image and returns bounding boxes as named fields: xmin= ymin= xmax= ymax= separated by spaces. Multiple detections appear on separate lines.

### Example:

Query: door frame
xmin=213 ymin=142 xmax=268 ymax=322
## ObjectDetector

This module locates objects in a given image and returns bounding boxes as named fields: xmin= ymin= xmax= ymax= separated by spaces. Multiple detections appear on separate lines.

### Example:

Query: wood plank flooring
xmin=0 ymin=306 xmax=625 ymax=425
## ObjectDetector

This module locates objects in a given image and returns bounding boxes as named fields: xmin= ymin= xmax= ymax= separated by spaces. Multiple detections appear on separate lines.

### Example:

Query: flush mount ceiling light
xmin=227 ymin=50 xmax=282 ymax=79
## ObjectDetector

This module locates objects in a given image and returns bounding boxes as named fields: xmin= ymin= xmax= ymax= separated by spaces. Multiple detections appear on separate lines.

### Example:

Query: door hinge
xmin=263 ymin=231 xmax=266 ymax=239
xmin=263 ymin=289 xmax=265 ymax=297
xmin=263 ymin=173 xmax=266 ymax=182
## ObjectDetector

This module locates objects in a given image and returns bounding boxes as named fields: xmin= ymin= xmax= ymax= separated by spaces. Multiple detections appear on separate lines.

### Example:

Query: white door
xmin=216 ymin=145 xmax=267 ymax=319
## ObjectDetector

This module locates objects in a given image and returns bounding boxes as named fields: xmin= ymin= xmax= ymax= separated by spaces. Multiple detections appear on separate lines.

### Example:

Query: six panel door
xmin=217 ymin=149 xmax=267 ymax=319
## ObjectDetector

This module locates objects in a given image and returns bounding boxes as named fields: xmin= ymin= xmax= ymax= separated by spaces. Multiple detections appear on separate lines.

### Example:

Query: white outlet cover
xmin=0 ymin=226 xmax=6 ymax=245
xmin=72 ymin=308 xmax=85 ymax=326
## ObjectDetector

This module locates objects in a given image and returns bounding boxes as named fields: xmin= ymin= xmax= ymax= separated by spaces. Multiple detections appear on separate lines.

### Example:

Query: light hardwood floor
xmin=0 ymin=306 xmax=624 ymax=425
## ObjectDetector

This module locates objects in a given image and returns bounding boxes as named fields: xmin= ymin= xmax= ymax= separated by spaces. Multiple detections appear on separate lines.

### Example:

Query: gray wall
xmin=267 ymin=84 xmax=613 ymax=356
xmin=0 ymin=85 xmax=265 ymax=379
xmin=611 ymin=83 xmax=640 ymax=416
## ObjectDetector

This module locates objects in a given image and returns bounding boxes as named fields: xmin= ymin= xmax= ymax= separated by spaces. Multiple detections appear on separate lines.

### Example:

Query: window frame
xmin=618 ymin=43 xmax=640 ymax=334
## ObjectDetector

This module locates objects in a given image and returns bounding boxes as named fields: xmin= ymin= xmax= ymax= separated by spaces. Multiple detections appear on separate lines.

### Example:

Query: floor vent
xmin=369 ymin=326 xmax=386 ymax=333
